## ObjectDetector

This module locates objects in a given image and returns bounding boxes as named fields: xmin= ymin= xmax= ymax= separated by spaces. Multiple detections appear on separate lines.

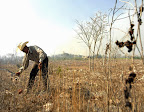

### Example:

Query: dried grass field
xmin=0 ymin=59 xmax=144 ymax=112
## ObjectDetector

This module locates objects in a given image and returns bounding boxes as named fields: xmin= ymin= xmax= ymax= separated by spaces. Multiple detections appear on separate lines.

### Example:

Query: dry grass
xmin=0 ymin=59 xmax=144 ymax=112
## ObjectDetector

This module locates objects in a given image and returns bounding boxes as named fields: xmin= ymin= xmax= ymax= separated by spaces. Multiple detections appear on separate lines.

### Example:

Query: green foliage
xmin=57 ymin=66 xmax=62 ymax=74
xmin=133 ymin=56 xmax=141 ymax=59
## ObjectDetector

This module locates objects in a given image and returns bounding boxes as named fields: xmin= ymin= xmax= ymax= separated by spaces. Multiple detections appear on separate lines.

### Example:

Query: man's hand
xmin=15 ymin=72 xmax=21 ymax=77
xmin=38 ymin=62 xmax=42 ymax=69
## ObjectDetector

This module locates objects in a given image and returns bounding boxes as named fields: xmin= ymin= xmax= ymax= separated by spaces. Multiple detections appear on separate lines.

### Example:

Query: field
xmin=0 ymin=59 xmax=144 ymax=112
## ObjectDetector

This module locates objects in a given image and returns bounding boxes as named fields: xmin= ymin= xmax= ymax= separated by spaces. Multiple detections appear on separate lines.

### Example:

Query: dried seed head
xmin=130 ymin=36 xmax=134 ymax=41
xmin=129 ymin=84 xmax=132 ymax=89
xmin=115 ymin=40 xmax=124 ymax=48
xmin=125 ymin=101 xmax=132 ymax=110
xmin=124 ymin=87 xmax=130 ymax=99
xmin=131 ymin=24 xmax=134 ymax=28
xmin=129 ymin=72 xmax=136 ymax=78
xmin=127 ymin=77 xmax=134 ymax=84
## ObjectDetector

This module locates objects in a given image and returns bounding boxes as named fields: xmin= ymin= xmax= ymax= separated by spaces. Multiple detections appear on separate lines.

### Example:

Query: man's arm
xmin=16 ymin=54 xmax=29 ymax=76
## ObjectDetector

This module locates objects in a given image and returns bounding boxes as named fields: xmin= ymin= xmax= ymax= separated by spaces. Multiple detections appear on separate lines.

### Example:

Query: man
xmin=16 ymin=41 xmax=49 ymax=93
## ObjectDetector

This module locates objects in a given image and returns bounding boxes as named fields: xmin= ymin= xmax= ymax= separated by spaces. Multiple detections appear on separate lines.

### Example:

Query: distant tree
xmin=89 ymin=12 xmax=108 ymax=70
xmin=0 ymin=54 xmax=22 ymax=66
xmin=75 ymin=20 xmax=93 ymax=71
xmin=75 ymin=12 xmax=107 ymax=71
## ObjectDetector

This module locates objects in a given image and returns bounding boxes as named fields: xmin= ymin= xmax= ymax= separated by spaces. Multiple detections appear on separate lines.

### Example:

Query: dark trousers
xmin=27 ymin=57 xmax=49 ymax=93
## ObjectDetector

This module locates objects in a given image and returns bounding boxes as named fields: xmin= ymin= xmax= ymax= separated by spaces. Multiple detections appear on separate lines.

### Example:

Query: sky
xmin=0 ymin=0 xmax=143 ymax=56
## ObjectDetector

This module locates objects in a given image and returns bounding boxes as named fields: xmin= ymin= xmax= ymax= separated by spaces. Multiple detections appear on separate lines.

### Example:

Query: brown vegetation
xmin=0 ymin=59 xmax=144 ymax=112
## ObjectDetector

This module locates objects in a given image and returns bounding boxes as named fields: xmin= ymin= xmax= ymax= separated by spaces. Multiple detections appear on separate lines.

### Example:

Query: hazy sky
xmin=0 ymin=0 xmax=143 ymax=56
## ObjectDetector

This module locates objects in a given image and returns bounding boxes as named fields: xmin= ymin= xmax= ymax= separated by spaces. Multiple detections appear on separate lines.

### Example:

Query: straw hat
xmin=17 ymin=41 xmax=29 ymax=51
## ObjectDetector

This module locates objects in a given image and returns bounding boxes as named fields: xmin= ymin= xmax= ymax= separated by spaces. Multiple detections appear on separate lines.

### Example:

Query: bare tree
xmin=107 ymin=0 xmax=128 ymax=111
xmin=75 ymin=20 xmax=93 ymax=71
xmin=75 ymin=12 xmax=107 ymax=71
xmin=90 ymin=12 xmax=107 ymax=71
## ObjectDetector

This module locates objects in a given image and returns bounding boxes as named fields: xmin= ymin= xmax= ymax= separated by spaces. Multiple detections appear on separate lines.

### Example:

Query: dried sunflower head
xmin=125 ymin=101 xmax=132 ymax=109
xmin=129 ymin=72 xmax=136 ymax=78
xmin=115 ymin=40 xmax=124 ymax=48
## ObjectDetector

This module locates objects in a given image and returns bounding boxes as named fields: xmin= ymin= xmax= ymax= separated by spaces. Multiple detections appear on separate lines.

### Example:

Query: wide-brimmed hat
xmin=17 ymin=41 xmax=29 ymax=51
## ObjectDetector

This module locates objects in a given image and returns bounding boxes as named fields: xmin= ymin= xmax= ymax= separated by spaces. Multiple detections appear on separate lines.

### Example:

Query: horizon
xmin=0 ymin=0 xmax=143 ymax=57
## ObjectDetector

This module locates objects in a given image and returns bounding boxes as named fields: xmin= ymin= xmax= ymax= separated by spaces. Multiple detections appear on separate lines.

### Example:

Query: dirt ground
xmin=0 ymin=59 xmax=144 ymax=112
